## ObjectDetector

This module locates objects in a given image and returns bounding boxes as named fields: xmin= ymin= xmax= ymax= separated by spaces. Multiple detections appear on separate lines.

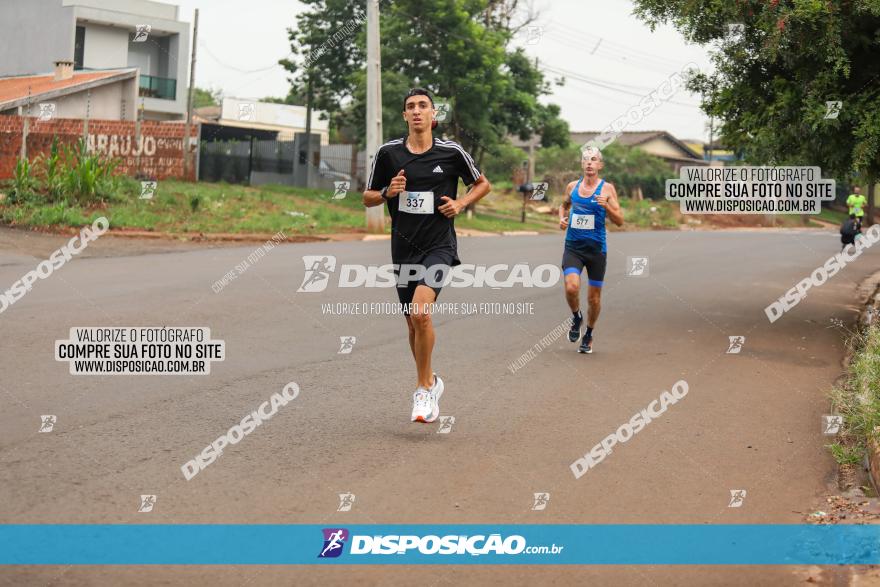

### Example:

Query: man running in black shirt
xmin=363 ymin=88 xmax=491 ymax=423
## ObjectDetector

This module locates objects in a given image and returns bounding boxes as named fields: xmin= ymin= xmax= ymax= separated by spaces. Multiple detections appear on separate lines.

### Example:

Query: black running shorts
xmin=561 ymin=245 xmax=607 ymax=287
xmin=394 ymin=249 xmax=455 ymax=314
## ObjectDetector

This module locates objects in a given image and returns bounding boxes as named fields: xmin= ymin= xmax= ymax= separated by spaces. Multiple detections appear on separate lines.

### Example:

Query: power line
xmin=541 ymin=64 xmax=702 ymax=108
xmin=542 ymin=63 xmax=700 ymax=105
xmin=545 ymin=19 xmax=689 ymax=69
xmin=539 ymin=29 xmax=687 ymax=75
xmin=543 ymin=66 xmax=687 ymax=94
xmin=547 ymin=75 xmax=707 ymax=122
xmin=199 ymin=39 xmax=290 ymax=74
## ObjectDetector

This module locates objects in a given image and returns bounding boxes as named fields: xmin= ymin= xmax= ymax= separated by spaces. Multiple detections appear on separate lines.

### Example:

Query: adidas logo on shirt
xmin=432 ymin=165 xmax=443 ymax=173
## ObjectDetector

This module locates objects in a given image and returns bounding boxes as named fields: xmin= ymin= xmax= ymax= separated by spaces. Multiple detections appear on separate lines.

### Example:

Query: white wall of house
xmin=219 ymin=98 xmax=331 ymax=144
xmin=17 ymin=77 xmax=138 ymax=121
xmin=0 ymin=0 xmax=76 ymax=76
xmin=81 ymin=23 xmax=129 ymax=69
xmin=51 ymin=78 xmax=137 ymax=119
xmin=64 ymin=0 xmax=179 ymax=21
xmin=126 ymin=36 xmax=160 ymax=75
xmin=0 ymin=0 xmax=190 ymax=120
xmin=75 ymin=2 xmax=189 ymax=120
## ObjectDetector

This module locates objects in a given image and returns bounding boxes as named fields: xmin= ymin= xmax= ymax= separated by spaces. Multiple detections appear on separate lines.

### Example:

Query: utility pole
xmin=707 ymin=115 xmax=714 ymax=162
xmin=184 ymin=8 xmax=199 ymax=180
xmin=304 ymin=70 xmax=313 ymax=188
xmin=529 ymin=58 xmax=538 ymax=188
xmin=528 ymin=136 xmax=536 ymax=187
xmin=365 ymin=0 xmax=385 ymax=232
xmin=21 ymin=86 xmax=31 ymax=160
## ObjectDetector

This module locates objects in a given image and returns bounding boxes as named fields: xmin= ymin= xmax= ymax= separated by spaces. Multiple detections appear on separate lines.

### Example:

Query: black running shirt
xmin=367 ymin=137 xmax=481 ymax=265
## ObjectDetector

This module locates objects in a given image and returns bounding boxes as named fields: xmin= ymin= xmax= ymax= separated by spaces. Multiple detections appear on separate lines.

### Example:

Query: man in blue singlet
xmin=558 ymin=146 xmax=624 ymax=353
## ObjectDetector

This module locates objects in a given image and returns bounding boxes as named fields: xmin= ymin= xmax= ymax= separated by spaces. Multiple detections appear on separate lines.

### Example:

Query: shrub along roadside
xmin=8 ymin=139 xmax=128 ymax=206
xmin=828 ymin=323 xmax=880 ymax=468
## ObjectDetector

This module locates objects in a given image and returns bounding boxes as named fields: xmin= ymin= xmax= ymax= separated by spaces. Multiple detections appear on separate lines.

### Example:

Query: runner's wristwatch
xmin=380 ymin=186 xmax=390 ymax=200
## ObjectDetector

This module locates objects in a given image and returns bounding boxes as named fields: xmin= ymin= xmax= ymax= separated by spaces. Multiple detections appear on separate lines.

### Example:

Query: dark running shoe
xmin=578 ymin=333 xmax=593 ymax=354
xmin=568 ymin=312 xmax=583 ymax=342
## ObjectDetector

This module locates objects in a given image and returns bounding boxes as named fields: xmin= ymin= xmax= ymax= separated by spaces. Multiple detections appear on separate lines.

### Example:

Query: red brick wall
xmin=0 ymin=116 xmax=198 ymax=180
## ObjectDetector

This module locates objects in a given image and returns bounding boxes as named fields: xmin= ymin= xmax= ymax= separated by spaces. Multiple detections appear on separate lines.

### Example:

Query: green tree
xmin=190 ymin=87 xmax=222 ymax=109
xmin=632 ymin=0 xmax=880 ymax=215
xmin=261 ymin=96 xmax=292 ymax=104
xmin=537 ymin=142 xmax=670 ymax=199
xmin=603 ymin=143 xmax=674 ymax=200
xmin=280 ymin=0 xmax=569 ymax=170
xmin=482 ymin=140 xmax=529 ymax=185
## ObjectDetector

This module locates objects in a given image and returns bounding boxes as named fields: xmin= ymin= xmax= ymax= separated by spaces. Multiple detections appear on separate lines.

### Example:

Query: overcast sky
xmin=162 ymin=0 xmax=714 ymax=142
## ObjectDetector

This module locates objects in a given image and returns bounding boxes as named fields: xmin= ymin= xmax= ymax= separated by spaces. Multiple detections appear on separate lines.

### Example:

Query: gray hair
xmin=581 ymin=145 xmax=604 ymax=162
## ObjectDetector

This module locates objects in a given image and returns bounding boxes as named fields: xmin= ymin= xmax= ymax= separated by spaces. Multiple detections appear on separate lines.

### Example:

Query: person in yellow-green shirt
xmin=847 ymin=186 xmax=868 ymax=230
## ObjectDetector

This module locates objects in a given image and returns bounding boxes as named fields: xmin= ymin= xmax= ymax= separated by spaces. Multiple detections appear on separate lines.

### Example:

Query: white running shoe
xmin=426 ymin=374 xmax=444 ymax=423
xmin=411 ymin=388 xmax=432 ymax=423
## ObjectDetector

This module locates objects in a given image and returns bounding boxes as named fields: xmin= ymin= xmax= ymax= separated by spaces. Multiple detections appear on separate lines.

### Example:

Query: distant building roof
xmin=570 ymin=130 xmax=703 ymax=160
xmin=192 ymin=98 xmax=329 ymax=142
xmin=193 ymin=105 xmax=221 ymax=123
xmin=0 ymin=69 xmax=137 ymax=111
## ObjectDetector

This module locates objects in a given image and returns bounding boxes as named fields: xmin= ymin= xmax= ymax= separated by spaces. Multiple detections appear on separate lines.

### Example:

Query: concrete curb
xmin=16 ymin=226 xmax=545 ymax=245
xmin=102 ymin=229 xmax=332 ymax=243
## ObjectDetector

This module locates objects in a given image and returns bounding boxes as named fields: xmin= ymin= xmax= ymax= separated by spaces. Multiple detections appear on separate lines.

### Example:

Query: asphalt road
xmin=1 ymin=226 xmax=878 ymax=586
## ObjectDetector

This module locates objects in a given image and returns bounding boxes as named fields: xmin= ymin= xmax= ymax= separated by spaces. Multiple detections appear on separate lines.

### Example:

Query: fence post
xmin=247 ymin=136 xmax=255 ymax=186
xmin=82 ymin=88 xmax=91 ymax=144
xmin=194 ymin=122 xmax=202 ymax=181
xmin=350 ymin=144 xmax=359 ymax=190
xmin=135 ymin=98 xmax=143 ymax=176
xmin=21 ymin=86 xmax=31 ymax=160
xmin=21 ymin=112 xmax=29 ymax=161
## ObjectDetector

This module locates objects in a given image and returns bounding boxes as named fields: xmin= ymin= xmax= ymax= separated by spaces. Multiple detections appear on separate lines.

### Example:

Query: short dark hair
xmin=403 ymin=88 xmax=433 ymax=110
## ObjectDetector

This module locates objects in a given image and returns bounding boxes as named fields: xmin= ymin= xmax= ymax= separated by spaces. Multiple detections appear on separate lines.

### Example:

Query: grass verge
xmin=0 ymin=180 xmax=553 ymax=235
xmin=3 ymin=177 xmax=844 ymax=236
xmin=828 ymin=322 xmax=880 ymax=466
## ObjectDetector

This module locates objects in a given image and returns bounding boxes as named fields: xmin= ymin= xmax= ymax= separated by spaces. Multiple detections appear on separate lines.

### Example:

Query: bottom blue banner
xmin=0 ymin=524 xmax=876 ymax=565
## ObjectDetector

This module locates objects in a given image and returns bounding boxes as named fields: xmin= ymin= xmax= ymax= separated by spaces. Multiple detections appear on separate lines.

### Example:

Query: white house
xmin=196 ymin=98 xmax=330 ymax=145
xmin=0 ymin=0 xmax=190 ymax=120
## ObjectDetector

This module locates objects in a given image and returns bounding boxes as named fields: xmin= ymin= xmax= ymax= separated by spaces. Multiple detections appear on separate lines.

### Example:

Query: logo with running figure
xmin=39 ymin=415 xmax=57 ymax=432
xmin=824 ymin=101 xmax=842 ymax=120
xmin=531 ymin=492 xmax=550 ymax=511
xmin=531 ymin=182 xmax=549 ymax=201
xmin=726 ymin=336 xmax=745 ymax=354
xmin=337 ymin=493 xmax=356 ymax=512
xmin=525 ymin=25 xmax=543 ymax=45
xmin=728 ymin=489 xmax=746 ymax=508
xmin=238 ymin=102 xmax=256 ymax=121
xmin=332 ymin=181 xmax=350 ymax=200
xmin=140 ymin=181 xmax=157 ymax=200
xmin=726 ymin=23 xmax=744 ymax=41
xmin=318 ymin=528 xmax=349 ymax=558
xmin=822 ymin=415 xmax=842 ymax=435
xmin=627 ymin=256 xmax=649 ymax=277
xmin=38 ymin=103 xmax=56 ymax=122
xmin=138 ymin=494 xmax=157 ymax=513
xmin=338 ymin=336 xmax=356 ymax=354
xmin=298 ymin=255 xmax=337 ymax=292
xmin=133 ymin=24 xmax=151 ymax=42
xmin=434 ymin=102 xmax=450 ymax=122
xmin=437 ymin=415 xmax=455 ymax=434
